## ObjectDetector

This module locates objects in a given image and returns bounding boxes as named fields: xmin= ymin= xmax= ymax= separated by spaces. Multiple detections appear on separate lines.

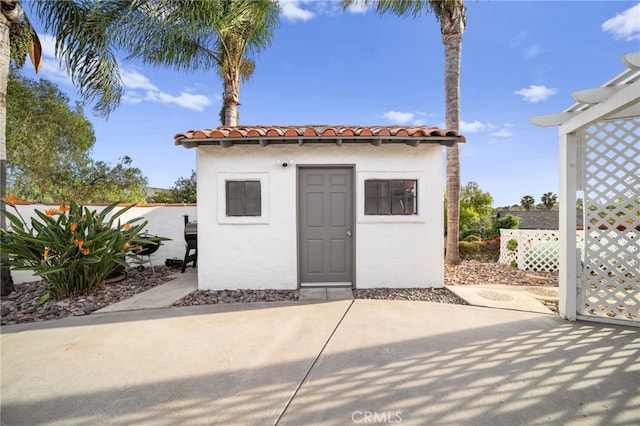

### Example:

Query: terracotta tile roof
xmin=174 ymin=125 xmax=465 ymax=147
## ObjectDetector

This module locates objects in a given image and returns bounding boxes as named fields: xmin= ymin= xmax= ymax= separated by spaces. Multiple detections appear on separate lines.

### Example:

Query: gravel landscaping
xmin=1 ymin=266 xmax=177 ymax=325
xmin=1 ymin=260 xmax=559 ymax=325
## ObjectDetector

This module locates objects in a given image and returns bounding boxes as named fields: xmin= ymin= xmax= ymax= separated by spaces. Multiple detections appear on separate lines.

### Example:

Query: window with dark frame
xmin=226 ymin=180 xmax=261 ymax=216
xmin=365 ymin=180 xmax=417 ymax=215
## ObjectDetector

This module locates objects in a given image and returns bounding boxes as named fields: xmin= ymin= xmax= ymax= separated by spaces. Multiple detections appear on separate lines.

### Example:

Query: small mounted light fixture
xmin=276 ymin=160 xmax=294 ymax=168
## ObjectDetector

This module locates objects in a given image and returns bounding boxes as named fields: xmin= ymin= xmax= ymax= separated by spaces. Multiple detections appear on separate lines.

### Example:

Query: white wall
xmin=8 ymin=204 xmax=196 ymax=284
xmin=196 ymin=143 xmax=444 ymax=290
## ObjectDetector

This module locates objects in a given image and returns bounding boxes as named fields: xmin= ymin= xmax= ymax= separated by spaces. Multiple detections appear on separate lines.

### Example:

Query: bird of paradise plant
xmin=0 ymin=197 xmax=165 ymax=301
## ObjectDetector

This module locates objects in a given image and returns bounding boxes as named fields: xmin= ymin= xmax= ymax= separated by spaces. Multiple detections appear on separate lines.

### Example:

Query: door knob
xmin=346 ymin=231 xmax=352 ymax=236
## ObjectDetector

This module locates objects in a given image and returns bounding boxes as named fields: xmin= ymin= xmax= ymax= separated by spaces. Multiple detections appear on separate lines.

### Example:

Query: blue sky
xmin=21 ymin=1 xmax=640 ymax=207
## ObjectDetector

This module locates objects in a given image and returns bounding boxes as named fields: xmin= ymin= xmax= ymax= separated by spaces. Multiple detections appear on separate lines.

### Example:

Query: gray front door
xmin=299 ymin=167 xmax=353 ymax=286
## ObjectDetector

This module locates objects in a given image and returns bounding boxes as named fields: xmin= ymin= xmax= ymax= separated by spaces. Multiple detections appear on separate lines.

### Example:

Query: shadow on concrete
xmin=279 ymin=303 xmax=640 ymax=425
xmin=2 ymin=301 xmax=638 ymax=425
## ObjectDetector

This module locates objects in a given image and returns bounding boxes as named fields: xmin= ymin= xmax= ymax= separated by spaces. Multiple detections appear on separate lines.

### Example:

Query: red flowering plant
xmin=0 ymin=198 xmax=162 ymax=301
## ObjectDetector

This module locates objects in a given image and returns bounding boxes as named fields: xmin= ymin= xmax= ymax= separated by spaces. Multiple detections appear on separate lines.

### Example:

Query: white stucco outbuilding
xmin=531 ymin=52 xmax=639 ymax=326
xmin=174 ymin=125 xmax=465 ymax=291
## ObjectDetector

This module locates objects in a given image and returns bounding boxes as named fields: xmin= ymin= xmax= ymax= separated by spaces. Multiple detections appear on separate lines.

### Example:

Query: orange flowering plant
xmin=0 ymin=198 xmax=164 ymax=300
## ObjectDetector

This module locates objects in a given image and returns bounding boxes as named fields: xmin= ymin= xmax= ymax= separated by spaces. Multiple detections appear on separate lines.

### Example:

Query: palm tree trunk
xmin=0 ymin=10 xmax=15 ymax=296
xmin=223 ymin=71 xmax=240 ymax=126
xmin=442 ymin=4 xmax=465 ymax=266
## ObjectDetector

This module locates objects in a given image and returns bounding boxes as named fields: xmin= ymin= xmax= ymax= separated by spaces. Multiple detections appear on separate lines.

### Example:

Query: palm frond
xmin=34 ymin=0 xmax=124 ymax=117
xmin=340 ymin=0 xmax=433 ymax=19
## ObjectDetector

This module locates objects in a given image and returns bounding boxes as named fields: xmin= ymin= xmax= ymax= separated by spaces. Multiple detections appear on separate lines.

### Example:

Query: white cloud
xmin=121 ymin=69 xmax=158 ymax=91
xmin=382 ymin=111 xmax=415 ymax=125
xmin=456 ymin=120 xmax=513 ymax=139
xmin=509 ymin=30 xmax=528 ymax=49
xmin=509 ymin=31 xmax=543 ymax=59
xmin=380 ymin=111 xmax=433 ymax=126
xmin=514 ymin=85 xmax=558 ymax=103
xmin=122 ymin=93 xmax=143 ymax=105
xmin=33 ymin=33 xmax=212 ymax=112
xmin=602 ymin=3 xmax=640 ymax=41
xmin=345 ymin=1 xmax=368 ymax=14
xmin=279 ymin=0 xmax=315 ymax=22
xmin=523 ymin=45 xmax=543 ymax=59
xmin=459 ymin=120 xmax=488 ymax=133
xmin=491 ymin=128 xmax=513 ymax=138
xmin=121 ymin=67 xmax=212 ymax=111
xmin=145 ymin=90 xmax=212 ymax=112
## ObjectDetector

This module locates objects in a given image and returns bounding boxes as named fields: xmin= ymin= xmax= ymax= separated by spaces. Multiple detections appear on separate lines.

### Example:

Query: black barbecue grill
xmin=133 ymin=233 xmax=162 ymax=274
xmin=182 ymin=215 xmax=197 ymax=273
xmin=137 ymin=239 xmax=161 ymax=257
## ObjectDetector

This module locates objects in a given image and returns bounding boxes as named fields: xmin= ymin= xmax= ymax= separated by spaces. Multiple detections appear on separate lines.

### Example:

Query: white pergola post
xmin=558 ymin=131 xmax=578 ymax=320
xmin=531 ymin=51 xmax=639 ymax=325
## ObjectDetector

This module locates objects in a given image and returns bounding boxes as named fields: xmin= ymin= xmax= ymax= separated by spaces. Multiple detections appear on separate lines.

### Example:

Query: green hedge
xmin=458 ymin=238 xmax=500 ymax=263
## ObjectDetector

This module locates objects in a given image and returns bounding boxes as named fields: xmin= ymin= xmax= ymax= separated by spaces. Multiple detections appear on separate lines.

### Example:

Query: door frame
xmin=297 ymin=165 xmax=356 ymax=288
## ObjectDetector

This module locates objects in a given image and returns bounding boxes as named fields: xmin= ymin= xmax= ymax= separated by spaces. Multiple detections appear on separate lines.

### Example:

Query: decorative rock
xmin=173 ymin=289 xmax=299 ymax=307
xmin=1 ymin=266 xmax=177 ymax=326
xmin=1 ymin=261 xmax=560 ymax=326
xmin=353 ymin=288 xmax=468 ymax=304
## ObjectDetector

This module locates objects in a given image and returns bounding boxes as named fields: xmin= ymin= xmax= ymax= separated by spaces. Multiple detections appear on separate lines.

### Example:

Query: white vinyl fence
xmin=499 ymin=229 xmax=586 ymax=272
xmin=7 ymin=203 xmax=197 ymax=284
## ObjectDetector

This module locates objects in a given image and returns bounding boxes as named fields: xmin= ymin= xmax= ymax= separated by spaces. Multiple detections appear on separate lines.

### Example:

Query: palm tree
xmin=341 ymin=0 xmax=467 ymax=265
xmin=1 ymin=1 xmax=25 ymax=296
xmin=521 ymin=195 xmax=535 ymax=211
xmin=1 ymin=0 xmax=128 ymax=295
xmin=541 ymin=192 xmax=557 ymax=210
xmin=116 ymin=0 xmax=279 ymax=126
xmin=1 ymin=1 xmax=278 ymax=294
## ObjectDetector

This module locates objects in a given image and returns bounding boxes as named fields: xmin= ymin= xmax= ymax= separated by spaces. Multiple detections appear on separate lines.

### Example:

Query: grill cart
xmin=182 ymin=215 xmax=197 ymax=273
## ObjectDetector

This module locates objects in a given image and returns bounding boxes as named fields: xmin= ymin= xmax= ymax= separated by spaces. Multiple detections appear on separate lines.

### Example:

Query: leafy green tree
xmin=2 ymin=0 xmax=38 ymax=296
xmin=53 ymin=156 xmax=148 ymax=204
xmin=541 ymin=192 xmax=558 ymax=210
xmin=7 ymin=69 xmax=93 ymax=197
xmin=150 ymin=170 xmax=197 ymax=203
xmin=521 ymin=195 xmax=535 ymax=211
xmin=1 ymin=0 xmax=130 ymax=295
xmin=342 ymin=0 xmax=467 ymax=265
xmin=459 ymin=181 xmax=494 ymax=239
xmin=117 ymin=0 xmax=280 ymax=126
xmin=488 ymin=214 xmax=521 ymax=239
xmin=7 ymin=70 xmax=147 ymax=203
xmin=2 ymin=0 xmax=256 ymax=294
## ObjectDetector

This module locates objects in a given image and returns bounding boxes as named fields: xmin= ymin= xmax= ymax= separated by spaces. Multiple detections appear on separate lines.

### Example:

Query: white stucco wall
xmin=8 ymin=204 xmax=196 ymax=284
xmin=196 ymin=143 xmax=444 ymax=290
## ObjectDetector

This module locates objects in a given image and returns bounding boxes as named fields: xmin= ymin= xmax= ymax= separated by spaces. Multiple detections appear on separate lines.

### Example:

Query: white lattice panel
xmin=582 ymin=118 xmax=639 ymax=322
xmin=499 ymin=229 xmax=585 ymax=273
xmin=498 ymin=230 xmax=519 ymax=266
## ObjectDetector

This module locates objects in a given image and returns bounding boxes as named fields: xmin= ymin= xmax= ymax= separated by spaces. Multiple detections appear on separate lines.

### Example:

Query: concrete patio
xmin=2 ymin=293 xmax=638 ymax=425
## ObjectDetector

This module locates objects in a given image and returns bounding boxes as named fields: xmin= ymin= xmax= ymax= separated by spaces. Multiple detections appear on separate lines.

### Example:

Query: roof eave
xmin=176 ymin=135 xmax=465 ymax=149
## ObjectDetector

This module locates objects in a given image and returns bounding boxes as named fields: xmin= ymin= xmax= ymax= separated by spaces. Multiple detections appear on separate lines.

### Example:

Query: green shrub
xmin=487 ymin=214 xmax=521 ymax=239
xmin=510 ymin=260 xmax=518 ymax=268
xmin=459 ymin=237 xmax=500 ymax=262
xmin=507 ymin=238 xmax=518 ymax=252
xmin=1 ymin=198 xmax=163 ymax=300
xmin=463 ymin=235 xmax=482 ymax=242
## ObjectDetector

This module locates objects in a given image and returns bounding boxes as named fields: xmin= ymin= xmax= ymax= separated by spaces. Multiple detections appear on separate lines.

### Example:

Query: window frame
xmin=217 ymin=172 xmax=269 ymax=225
xmin=364 ymin=179 xmax=418 ymax=216
xmin=226 ymin=180 xmax=262 ymax=217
